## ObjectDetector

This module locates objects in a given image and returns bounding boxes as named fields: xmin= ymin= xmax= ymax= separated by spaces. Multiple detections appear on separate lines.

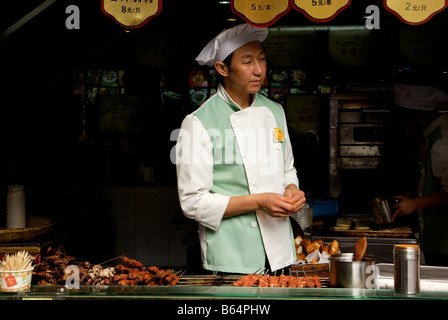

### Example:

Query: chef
xmin=392 ymin=84 xmax=448 ymax=266
xmin=175 ymin=24 xmax=306 ymax=274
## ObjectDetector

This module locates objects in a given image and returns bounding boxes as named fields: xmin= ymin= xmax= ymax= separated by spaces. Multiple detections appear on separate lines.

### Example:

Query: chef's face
xmin=225 ymin=41 xmax=266 ymax=94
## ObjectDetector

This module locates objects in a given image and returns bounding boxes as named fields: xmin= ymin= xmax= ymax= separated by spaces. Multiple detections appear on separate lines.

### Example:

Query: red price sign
xmin=101 ymin=0 xmax=163 ymax=28
xmin=291 ymin=0 xmax=351 ymax=22
xmin=384 ymin=0 xmax=448 ymax=25
xmin=231 ymin=0 xmax=291 ymax=27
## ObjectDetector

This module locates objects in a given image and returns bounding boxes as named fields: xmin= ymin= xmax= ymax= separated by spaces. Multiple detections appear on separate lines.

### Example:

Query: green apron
xmin=421 ymin=124 xmax=448 ymax=254
xmin=193 ymin=90 xmax=295 ymax=273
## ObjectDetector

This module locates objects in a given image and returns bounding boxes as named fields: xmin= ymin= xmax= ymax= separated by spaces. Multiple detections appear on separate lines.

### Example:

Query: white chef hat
xmin=393 ymin=84 xmax=448 ymax=111
xmin=195 ymin=23 xmax=268 ymax=67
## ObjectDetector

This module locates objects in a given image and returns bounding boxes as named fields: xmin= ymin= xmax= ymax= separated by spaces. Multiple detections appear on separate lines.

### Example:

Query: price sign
xmin=231 ymin=0 xmax=291 ymax=27
xmin=384 ymin=0 xmax=448 ymax=25
xmin=292 ymin=0 xmax=351 ymax=22
xmin=102 ymin=0 xmax=162 ymax=28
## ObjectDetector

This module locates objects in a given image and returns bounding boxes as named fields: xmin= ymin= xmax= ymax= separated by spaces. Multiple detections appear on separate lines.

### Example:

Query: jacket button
xmin=251 ymin=221 xmax=257 ymax=228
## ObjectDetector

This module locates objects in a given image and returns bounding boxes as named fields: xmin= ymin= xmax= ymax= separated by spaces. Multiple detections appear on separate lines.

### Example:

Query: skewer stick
xmin=97 ymin=254 xmax=128 ymax=266
xmin=0 ymin=250 xmax=33 ymax=271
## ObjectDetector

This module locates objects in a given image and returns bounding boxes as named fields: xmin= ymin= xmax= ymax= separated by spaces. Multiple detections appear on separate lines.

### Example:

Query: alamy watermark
xmin=66 ymin=5 xmax=80 ymax=29
xmin=365 ymin=5 xmax=380 ymax=30
xmin=366 ymin=265 xmax=380 ymax=289
xmin=65 ymin=265 xmax=80 ymax=289
xmin=170 ymin=125 xmax=282 ymax=176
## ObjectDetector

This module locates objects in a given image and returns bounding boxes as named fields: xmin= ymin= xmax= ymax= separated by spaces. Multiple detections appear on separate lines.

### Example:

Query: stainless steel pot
xmin=329 ymin=253 xmax=376 ymax=288
xmin=369 ymin=197 xmax=398 ymax=224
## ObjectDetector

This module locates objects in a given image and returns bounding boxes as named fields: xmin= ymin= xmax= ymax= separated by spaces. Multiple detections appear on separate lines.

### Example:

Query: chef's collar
xmin=217 ymin=84 xmax=257 ymax=111
xmin=423 ymin=113 xmax=448 ymax=138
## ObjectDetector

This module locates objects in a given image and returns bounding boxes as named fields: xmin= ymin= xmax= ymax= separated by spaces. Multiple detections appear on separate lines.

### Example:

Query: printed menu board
xmin=264 ymin=28 xmax=316 ymax=68
xmin=328 ymin=28 xmax=380 ymax=68
xmin=399 ymin=27 xmax=442 ymax=66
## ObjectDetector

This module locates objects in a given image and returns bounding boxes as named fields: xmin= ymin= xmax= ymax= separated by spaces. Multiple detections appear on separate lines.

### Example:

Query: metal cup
xmin=329 ymin=253 xmax=376 ymax=288
xmin=370 ymin=197 xmax=398 ymax=224
xmin=6 ymin=185 xmax=26 ymax=229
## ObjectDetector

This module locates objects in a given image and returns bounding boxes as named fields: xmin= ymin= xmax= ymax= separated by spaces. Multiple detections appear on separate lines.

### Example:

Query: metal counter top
xmin=377 ymin=263 xmax=448 ymax=291
xmin=2 ymin=284 xmax=448 ymax=300
xmin=2 ymin=264 xmax=447 ymax=300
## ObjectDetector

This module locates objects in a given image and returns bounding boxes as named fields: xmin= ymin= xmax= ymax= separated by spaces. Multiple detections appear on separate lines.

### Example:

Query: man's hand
xmin=224 ymin=185 xmax=306 ymax=219
xmin=391 ymin=190 xmax=448 ymax=222
xmin=284 ymin=184 xmax=306 ymax=214
xmin=257 ymin=185 xmax=306 ymax=218
xmin=391 ymin=195 xmax=416 ymax=222
xmin=257 ymin=193 xmax=298 ymax=218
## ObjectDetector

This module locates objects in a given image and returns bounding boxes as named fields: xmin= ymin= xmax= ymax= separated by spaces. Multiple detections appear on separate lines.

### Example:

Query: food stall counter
xmin=2 ymin=282 xmax=448 ymax=301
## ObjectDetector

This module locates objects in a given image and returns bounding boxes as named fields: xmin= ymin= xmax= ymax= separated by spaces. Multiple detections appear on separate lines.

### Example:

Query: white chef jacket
xmin=175 ymin=84 xmax=299 ymax=273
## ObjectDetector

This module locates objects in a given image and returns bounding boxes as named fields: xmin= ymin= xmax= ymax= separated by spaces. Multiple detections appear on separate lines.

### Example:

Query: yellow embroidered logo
xmin=273 ymin=127 xmax=284 ymax=142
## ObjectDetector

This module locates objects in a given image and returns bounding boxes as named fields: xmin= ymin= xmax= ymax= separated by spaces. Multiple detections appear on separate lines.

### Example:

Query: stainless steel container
xmin=369 ymin=197 xmax=398 ymax=224
xmin=6 ymin=185 xmax=26 ymax=229
xmin=329 ymin=253 xmax=376 ymax=288
xmin=394 ymin=244 xmax=420 ymax=294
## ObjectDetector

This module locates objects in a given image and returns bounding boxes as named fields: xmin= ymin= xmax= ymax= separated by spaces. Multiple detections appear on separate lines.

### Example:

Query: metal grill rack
xmin=177 ymin=273 xmax=329 ymax=288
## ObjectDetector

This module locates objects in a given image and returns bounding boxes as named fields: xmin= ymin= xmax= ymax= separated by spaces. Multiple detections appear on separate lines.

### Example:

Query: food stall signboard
xmin=101 ymin=0 xmax=162 ymax=28
xmin=384 ymin=0 xmax=448 ymax=25
xmin=291 ymin=0 xmax=351 ymax=22
xmin=231 ymin=0 xmax=291 ymax=27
